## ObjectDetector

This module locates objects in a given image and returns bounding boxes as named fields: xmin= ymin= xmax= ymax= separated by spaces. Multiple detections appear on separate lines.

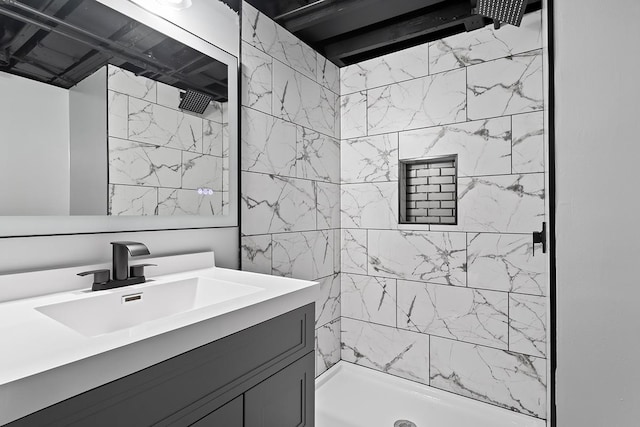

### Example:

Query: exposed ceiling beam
xmin=323 ymin=0 xmax=471 ymax=64
xmin=279 ymin=0 xmax=445 ymax=34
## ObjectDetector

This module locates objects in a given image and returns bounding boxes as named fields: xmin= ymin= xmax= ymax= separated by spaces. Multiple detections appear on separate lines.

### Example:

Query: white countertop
xmin=0 ymin=256 xmax=318 ymax=425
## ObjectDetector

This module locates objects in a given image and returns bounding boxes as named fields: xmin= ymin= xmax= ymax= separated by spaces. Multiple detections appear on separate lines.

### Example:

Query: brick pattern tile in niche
xmin=400 ymin=156 xmax=457 ymax=225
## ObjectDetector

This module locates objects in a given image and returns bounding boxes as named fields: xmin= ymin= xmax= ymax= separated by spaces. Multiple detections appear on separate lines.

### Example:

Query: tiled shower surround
xmin=107 ymin=65 xmax=228 ymax=216
xmin=239 ymin=2 xmax=341 ymax=379
xmin=240 ymin=2 xmax=548 ymax=420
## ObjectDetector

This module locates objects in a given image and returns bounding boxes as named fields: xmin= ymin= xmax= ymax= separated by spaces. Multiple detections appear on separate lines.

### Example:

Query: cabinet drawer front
xmin=189 ymin=396 xmax=243 ymax=427
xmin=8 ymin=304 xmax=314 ymax=427
xmin=244 ymin=352 xmax=314 ymax=427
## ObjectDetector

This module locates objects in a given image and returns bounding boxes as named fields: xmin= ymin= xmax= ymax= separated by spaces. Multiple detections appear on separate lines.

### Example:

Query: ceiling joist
xmin=248 ymin=0 xmax=542 ymax=67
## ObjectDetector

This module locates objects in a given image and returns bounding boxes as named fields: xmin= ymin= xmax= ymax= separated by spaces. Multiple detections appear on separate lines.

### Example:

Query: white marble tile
xmin=467 ymin=233 xmax=547 ymax=296
xmin=272 ymin=230 xmax=334 ymax=280
xmin=342 ymin=133 xmax=398 ymax=183
xmin=316 ymin=182 xmax=340 ymax=230
xmin=269 ymin=24 xmax=317 ymax=81
xmin=222 ymin=190 xmax=230 ymax=216
xmin=203 ymin=119 xmax=224 ymax=157
xmin=429 ymin=11 xmax=543 ymax=74
xmin=221 ymin=101 xmax=228 ymax=126
xmin=157 ymin=188 xmax=223 ymax=216
xmin=333 ymin=229 xmax=341 ymax=274
xmin=222 ymin=156 xmax=229 ymax=194
xmin=128 ymin=98 xmax=203 ymax=152
xmin=341 ymin=318 xmax=430 ymax=384
xmin=368 ymin=69 xmax=466 ymax=135
xmin=241 ymin=235 xmax=272 ymax=275
xmin=108 ymin=137 xmax=181 ymax=188
xmin=512 ymin=111 xmax=544 ymax=173
xmin=341 ymin=182 xmax=398 ymax=229
xmin=241 ymin=172 xmax=316 ymax=235
xmin=509 ymin=294 xmax=547 ymax=357
xmin=398 ymin=117 xmax=512 ymax=177
xmin=107 ymin=65 xmax=156 ymax=102
xmin=108 ymin=185 xmax=157 ymax=216
xmin=107 ymin=90 xmax=128 ymax=139
xmin=241 ymin=107 xmax=297 ymax=176
xmin=181 ymin=152 xmax=223 ymax=191
xmin=431 ymin=173 xmax=545 ymax=233
xmin=368 ymin=230 xmax=466 ymax=286
xmin=316 ymin=273 xmax=341 ymax=327
xmin=156 ymin=82 xmax=181 ymax=110
xmin=273 ymin=61 xmax=337 ymax=137
xmin=342 ymin=273 xmax=396 ymax=327
xmin=296 ymin=127 xmax=340 ymax=183
xmin=467 ymin=50 xmax=543 ymax=120
xmin=333 ymin=96 xmax=341 ymax=140
xmin=341 ymin=43 xmax=430 ymax=95
xmin=316 ymin=318 xmax=340 ymax=377
xmin=317 ymin=55 xmax=340 ymax=95
xmin=430 ymin=337 xmax=546 ymax=418
xmin=397 ymin=280 xmax=508 ymax=349
xmin=203 ymin=101 xmax=224 ymax=124
xmin=222 ymin=104 xmax=230 ymax=158
xmin=242 ymin=2 xmax=317 ymax=80
xmin=242 ymin=2 xmax=276 ymax=56
xmin=341 ymin=229 xmax=368 ymax=275
xmin=241 ymin=41 xmax=272 ymax=114
xmin=340 ymin=91 xmax=367 ymax=140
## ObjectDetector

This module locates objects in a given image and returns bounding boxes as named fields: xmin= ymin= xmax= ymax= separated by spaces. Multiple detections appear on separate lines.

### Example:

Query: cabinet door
xmin=190 ymin=396 xmax=243 ymax=427
xmin=244 ymin=352 xmax=314 ymax=427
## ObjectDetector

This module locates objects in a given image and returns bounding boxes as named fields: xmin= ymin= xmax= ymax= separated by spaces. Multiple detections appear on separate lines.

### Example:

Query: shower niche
xmin=399 ymin=155 xmax=458 ymax=225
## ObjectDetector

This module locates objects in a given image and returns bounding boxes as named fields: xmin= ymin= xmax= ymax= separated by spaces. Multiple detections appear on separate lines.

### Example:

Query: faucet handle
xmin=77 ymin=269 xmax=110 ymax=285
xmin=129 ymin=263 xmax=157 ymax=279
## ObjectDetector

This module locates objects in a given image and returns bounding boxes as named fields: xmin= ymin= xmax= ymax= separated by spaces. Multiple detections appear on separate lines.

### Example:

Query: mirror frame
xmin=0 ymin=0 xmax=239 ymax=237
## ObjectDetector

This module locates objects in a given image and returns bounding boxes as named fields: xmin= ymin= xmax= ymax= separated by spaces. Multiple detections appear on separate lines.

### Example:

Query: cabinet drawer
xmin=245 ymin=352 xmax=314 ymax=427
xmin=189 ymin=396 xmax=242 ymax=427
xmin=8 ymin=304 xmax=314 ymax=427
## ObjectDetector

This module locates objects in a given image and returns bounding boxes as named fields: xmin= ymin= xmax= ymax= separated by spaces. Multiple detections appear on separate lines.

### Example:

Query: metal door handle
xmin=532 ymin=222 xmax=546 ymax=255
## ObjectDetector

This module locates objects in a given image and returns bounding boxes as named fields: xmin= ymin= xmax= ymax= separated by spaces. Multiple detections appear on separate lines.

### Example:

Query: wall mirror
xmin=0 ymin=0 xmax=239 ymax=236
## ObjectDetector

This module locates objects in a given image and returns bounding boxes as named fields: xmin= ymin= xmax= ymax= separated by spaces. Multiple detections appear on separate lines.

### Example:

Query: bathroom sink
xmin=35 ymin=277 xmax=262 ymax=337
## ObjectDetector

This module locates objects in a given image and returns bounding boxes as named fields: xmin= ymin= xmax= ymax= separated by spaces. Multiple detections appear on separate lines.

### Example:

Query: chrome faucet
xmin=78 ymin=241 xmax=155 ymax=291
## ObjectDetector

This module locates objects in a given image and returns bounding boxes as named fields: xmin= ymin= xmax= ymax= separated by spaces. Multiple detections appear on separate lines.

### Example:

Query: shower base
xmin=315 ymin=361 xmax=545 ymax=427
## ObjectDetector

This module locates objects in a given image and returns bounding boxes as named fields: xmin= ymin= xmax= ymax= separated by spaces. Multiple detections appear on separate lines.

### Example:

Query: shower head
xmin=476 ymin=0 xmax=529 ymax=27
xmin=178 ymin=89 xmax=213 ymax=114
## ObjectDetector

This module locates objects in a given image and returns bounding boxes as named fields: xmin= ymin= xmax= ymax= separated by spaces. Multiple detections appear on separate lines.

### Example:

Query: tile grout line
xmin=338 ymin=46 xmax=543 ymax=98
xmin=342 ymin=316 xmax=543 ymax=359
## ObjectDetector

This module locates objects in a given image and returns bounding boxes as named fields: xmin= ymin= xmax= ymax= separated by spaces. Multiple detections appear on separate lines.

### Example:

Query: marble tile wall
xmin=107 ymin=65 xmax=227 ymax=216
xmin=338 ymin=11 xmax=548 ymax=420
xmin=239 ymin=5 xmax=548 ymax=416
xmin=239 ymin=2 xmax=341 ymax=378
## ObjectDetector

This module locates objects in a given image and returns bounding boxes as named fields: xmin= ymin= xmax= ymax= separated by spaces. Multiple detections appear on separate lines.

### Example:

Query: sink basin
xmin=35 ymin=277 xmax=262 ymax=337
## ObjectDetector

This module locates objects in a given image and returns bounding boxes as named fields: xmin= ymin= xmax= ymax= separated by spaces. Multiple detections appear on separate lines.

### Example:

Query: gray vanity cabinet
xmin=244 ymin=352 xmax=314 ymax=427
xmin=191 ymin=396 xmax=243 ymax=427
xmin=6 ymin=304 xmax=315 ymax=427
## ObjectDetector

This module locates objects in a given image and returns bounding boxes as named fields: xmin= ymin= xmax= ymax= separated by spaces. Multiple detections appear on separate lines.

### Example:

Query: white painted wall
xmin=69 ymin=67 xmax=108 ymax=215
xmin=555 ymin=1 xmax=640 ymax=425
xmin=0 ymin=73 xmax=70 ymax=215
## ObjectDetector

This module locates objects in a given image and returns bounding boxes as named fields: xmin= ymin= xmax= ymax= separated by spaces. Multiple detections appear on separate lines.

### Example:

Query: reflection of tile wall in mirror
xmin=106 ymin=65 xmax=228 ymax=216
xmin=0 ymin=0 xmax=236 ymax=223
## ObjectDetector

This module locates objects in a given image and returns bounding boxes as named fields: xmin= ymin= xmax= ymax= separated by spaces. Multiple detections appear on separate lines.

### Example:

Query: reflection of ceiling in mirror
xmin=0 ymin=0 xmax=230 ymax=101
